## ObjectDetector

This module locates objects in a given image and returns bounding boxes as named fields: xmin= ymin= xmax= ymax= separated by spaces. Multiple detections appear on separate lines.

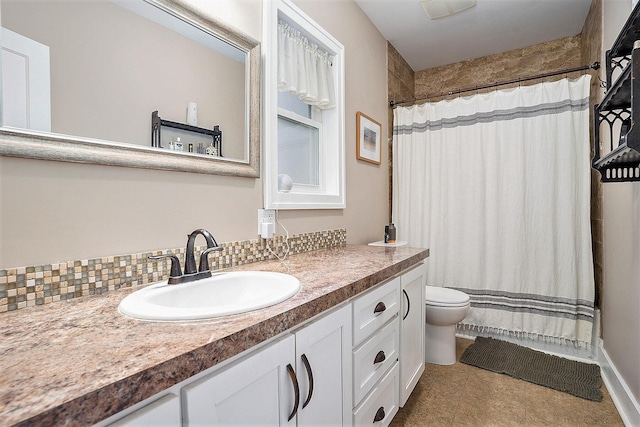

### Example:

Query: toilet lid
xmin=425 ymin=286 xmax=470 ymax=306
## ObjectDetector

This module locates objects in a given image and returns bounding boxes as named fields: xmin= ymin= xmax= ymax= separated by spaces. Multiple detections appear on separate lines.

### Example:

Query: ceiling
xmin=354 ymin=0 xmax=593 ymax=72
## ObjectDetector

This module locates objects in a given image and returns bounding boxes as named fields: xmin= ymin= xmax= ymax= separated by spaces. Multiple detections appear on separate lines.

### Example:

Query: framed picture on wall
xmin=356 ymin=111 xmax=382 ymax=165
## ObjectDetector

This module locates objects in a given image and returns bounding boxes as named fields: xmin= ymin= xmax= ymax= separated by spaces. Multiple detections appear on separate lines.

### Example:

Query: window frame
xmin=263 ymin=0 xmax=346 ymax=210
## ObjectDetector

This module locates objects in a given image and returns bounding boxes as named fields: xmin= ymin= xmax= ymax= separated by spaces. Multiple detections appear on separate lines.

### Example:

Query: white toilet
xmin=425 ymin=286 xmax=471 ymax=365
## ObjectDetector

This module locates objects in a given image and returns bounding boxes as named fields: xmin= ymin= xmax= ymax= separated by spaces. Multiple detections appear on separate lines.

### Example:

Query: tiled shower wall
xmin=387 ymin=22 xmax=604 ymax=307
xmin=0 ymin=229 xmax=346 ymax=313
xmin=412 ymin=34 xmax=583 ymax=98
xmin=387 ymin=42 xmax=415 ymax=222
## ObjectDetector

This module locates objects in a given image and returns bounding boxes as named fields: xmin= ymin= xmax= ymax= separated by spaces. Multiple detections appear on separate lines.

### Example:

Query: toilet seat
xmin=425 ymin=286 xmax=470 ymax=307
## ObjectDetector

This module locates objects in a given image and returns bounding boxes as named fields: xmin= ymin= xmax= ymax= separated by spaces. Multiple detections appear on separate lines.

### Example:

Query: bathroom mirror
xmin=0 ymin=0 xmax=260 ymax=177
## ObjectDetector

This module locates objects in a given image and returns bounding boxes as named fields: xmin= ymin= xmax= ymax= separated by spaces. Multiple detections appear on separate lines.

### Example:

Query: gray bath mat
xmin=460 ymin=337 xmax=602 ymax=401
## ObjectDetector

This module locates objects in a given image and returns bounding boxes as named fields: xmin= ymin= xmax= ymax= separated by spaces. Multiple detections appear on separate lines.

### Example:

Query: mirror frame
xmin=0 ymin=0 xmax=260 ymax=177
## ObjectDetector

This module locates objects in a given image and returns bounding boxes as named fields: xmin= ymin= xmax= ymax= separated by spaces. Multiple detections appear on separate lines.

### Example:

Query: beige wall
xmin=0 ymin=0 xmax=390 ymax=267
xmin=600 ymin=0 xmax=640 ymax=405
xmin=186 ymin=0 xmax=262 ymax=42
xmin=274 ymin=0 xmax=390 ymax=246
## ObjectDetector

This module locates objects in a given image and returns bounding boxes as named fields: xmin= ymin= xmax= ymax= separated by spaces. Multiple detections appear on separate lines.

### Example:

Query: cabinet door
xmin=295 ymin=303 xmax=352 ymax=426
xmin=106 ymin=394 xmax=181 ymax=427
xmin=399 ymin=264 xmax=426 ymax=406
xmin=182 ymin=335 xmax=296 ymax=426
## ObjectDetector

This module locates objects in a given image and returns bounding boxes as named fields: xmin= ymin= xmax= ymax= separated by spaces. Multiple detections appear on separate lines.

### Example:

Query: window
xmin=263 ymin=0 xmax=345 ymax=209
xmin=278 ymin=91 xmax=321 ymax=187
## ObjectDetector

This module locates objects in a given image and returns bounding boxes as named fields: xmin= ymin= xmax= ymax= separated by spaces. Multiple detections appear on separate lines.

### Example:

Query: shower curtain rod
xmin=389 ymin=61 xmax=600 ymax=107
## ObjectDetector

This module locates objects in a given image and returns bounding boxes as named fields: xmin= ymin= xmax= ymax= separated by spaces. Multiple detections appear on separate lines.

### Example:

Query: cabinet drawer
xmin=353 ymin=318 xmax=399 ymax=405
xmin=353 ymin=277 xmax=400 ymax=346
xmin=353 ymin=362 xmax=399 ymax=427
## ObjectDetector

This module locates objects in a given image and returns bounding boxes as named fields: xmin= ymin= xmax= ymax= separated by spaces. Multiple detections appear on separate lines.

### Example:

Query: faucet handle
xmin=148 ymin=254 xmax=182 ymax=279
xmin=199 ymin=247 xmax=223 ymax=272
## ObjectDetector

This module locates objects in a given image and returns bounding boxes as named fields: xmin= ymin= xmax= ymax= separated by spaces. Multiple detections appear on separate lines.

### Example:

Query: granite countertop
xmin=1 ymin=244 xmax=429 ymax=426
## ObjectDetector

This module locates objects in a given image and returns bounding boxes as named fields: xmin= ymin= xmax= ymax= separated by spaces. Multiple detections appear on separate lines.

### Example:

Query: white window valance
xmin=277 ymin=21 xmax=335 ymax=109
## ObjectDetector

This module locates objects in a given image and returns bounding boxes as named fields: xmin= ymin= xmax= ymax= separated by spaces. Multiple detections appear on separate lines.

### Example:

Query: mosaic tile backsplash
xmin=0 ymin=229 xmax=346 ymax=313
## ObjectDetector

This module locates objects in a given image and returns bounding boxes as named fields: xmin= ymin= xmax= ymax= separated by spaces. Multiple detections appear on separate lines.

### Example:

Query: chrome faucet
xmin=148 ymin=228 xmax=223 ymax=285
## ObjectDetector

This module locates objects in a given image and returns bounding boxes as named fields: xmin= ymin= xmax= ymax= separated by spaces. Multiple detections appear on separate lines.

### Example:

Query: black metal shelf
xmin=605 ymin=0 xmax=640 ymax=88
xmin=151 ymin=111 xmax=223 ymax=156
xmin=599 ymin=62 xmax=631 ymax=111
xmin=593 ymin=3 xmax=640 ymax=182
xmin=593 ymin=141 xmax=640 ymax=182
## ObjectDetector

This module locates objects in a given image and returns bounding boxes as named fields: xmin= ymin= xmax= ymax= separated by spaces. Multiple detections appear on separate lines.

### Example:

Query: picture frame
xmin=356 ymin=111 xmax=382 ymax=165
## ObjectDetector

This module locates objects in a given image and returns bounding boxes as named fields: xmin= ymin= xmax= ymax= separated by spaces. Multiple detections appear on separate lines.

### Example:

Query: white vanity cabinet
xmin=399 ymin=263 xmax=426 ymax=406
xmin=182 ymin=303 xmax=352 ymax=426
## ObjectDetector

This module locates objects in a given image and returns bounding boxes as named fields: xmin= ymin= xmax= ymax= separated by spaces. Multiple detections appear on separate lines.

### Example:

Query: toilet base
xmin=425 ymin=323 xmax=457 ymax=365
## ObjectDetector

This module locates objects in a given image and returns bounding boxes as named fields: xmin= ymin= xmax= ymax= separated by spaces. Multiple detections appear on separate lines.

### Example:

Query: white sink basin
xmin=118 ymin=271 xmax=300 ymax=321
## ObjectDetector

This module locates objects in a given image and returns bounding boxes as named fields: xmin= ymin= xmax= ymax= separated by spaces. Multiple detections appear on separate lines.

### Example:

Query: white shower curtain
xmin=392 ymin=76 xmax=595 ymax=346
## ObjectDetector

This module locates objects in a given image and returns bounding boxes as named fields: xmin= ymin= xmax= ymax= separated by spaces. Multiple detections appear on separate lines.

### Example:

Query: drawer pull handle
xmin=286 ymin=363 xmax=300 ymax=421
xmin=373 ymin=302 xmax=386 ymax=314
xmin=301 ymin=354 xmax=314 ymax=409
xmin=374 ymin=350 xmax=386 ymax=364
xmin=373 ymin=406 xmax=386 ymax=423
xmin=402 ymin=289 xmax=410 ymax=320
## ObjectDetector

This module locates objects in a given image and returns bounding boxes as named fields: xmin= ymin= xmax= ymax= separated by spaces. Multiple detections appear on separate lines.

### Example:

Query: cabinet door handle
xmin=373 ymin=301 xmax=386 ymax=314
xmin=301 ymin=353 xmax=314 ymax=409
xmin=373 ymin=406 xmax=386 ymax=423
xmin=286 ymin=363 xmax=300 ymax=421
xmin=374 ymin=350 xmax=386 ymax=364
xmin=402 ymin=289 xmax=411 ymax=321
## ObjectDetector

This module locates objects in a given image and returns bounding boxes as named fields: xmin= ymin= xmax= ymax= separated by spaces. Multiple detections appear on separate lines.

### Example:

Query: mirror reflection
xmin=0 ymin=0 xmax=258 ymax=174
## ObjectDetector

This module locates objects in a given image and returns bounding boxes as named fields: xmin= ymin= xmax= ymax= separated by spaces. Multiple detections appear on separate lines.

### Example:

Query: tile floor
xmin=390 ymin=338 xmax=624 ymax=426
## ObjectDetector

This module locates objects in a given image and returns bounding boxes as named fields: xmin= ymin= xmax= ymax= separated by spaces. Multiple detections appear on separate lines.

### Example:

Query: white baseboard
xmin=597 ymin=340 xmax=640 ymax=427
